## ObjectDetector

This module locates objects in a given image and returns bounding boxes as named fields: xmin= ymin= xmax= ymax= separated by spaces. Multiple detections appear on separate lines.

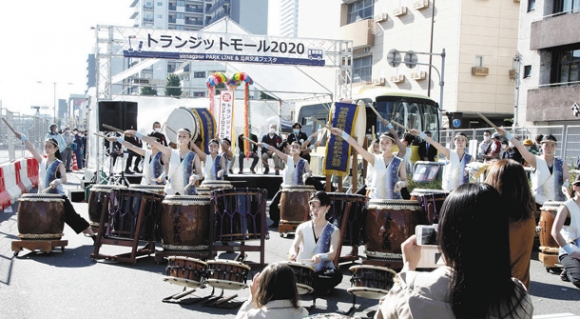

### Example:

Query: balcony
xmin=169 ymin=4 xmax=177 ymax=11
xmin=144 ymin=4 xmax=154 ymax=10
xmin=169 ymin=18 xmax=177 ymax=23
xmin=185 ymin=20 xmax=203 ymax=26
xmin=526 ymin=84 xmax=580 ymax=121
xmin=530 ymin=11 xmax=580 ymax=50
xmin=208 ymin=10 xmax=230 ymax=24
xmin=338 ymin=19 xmax=374 ymax=49
xmin=207 ymin=0 xmax=230 ymax=15
xmin=186 ymin=6 xmax=203 ymax=13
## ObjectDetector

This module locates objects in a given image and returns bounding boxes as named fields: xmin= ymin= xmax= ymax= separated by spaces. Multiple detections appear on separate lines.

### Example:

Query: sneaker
xmin=124 ymin=169 xmax=133 ymax=174
xmin=133 ymin=167 xmax=142 ymax=173
xmin=250 ymin=168 xmax=256 ymax=174
xmin=263 ymin=167 xmax=269 ymax=174
xmin=275 ymin=170 xmax=280 ymax=175
xmin=229 ymin=169 xmax=234 ymax=174
xmin=560 ymin=269 xmax=570 ymax=282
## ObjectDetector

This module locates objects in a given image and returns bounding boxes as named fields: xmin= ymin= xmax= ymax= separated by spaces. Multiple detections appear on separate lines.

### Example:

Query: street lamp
xmin=36 ymin=81 xmax=73 ymax=126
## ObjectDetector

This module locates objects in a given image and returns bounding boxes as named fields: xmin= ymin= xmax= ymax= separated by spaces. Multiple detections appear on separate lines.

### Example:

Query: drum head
xmin=206 ymin=279 xmax=247 ymax=290
xmin=296 ymin=283 xmax=314 ymax=295
xmin=279 ymin=261 xmax=316 ymax=272
xmin=163 ymin=276 xmax=206 ymax=289
xmin=347 ymin=287 xmax=390 ymax=299
xmin=166 ymin=256 xmax=207 ymax=265
xmin=207 ymin=259 xmax=251 ymax=270
xmin=165 ymin=107 xmax=199 ymax=144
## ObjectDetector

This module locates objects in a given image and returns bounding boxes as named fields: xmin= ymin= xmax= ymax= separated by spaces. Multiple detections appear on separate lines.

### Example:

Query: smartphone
xmin=415 ymin=224 xmax=438 ymax=246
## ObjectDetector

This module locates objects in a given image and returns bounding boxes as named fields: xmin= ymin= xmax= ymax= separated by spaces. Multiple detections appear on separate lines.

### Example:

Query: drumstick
xmin=242 ymin=136 xmax=257 ymax=145
xmin=477 ymin=112 xmax=498 ymax=130
xmin=40 ymin=186 xmax=53 ymax=194
xmin=369 ymin=106 xmax=408 ymax=131
xmin=166 ymin=126 xmax=177 ymax=134
xmin=102 ymin=124 xmax=124 ymax=133
xmin=1 ymin=118 xmax=18 ymax=135
xmin=310 ymin=116 xmax=332 ymax=130
xmin=93 ymin=132 xmax=109 ymax=139
xmin=299 ymin=259 xmax=313 ymax=262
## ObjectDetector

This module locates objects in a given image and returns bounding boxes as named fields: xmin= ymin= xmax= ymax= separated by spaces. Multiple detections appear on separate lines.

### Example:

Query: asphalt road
xmin=1 ymin=172 xmax=579 ymax=319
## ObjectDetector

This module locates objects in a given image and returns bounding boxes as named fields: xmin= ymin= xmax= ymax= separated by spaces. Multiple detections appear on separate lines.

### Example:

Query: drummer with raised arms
xmin=288 ymin=191 xmax=342 ymax=296
xmin=125 ymin=128 xmax=201 ymax=195
xmin=13 ymin=131 xmax=96 ymax=242
xmin=409 ymin=129 xmax=473 ymax=192
xmin=496 ymin=128 xmax=569 ymax=206
xmin=106 ymin=132 xmax=168 ymax=185
xmin=331 ymin=124 xmax=407 ymax=199
xmin=188 ymin=138 xmax=226 ymax=181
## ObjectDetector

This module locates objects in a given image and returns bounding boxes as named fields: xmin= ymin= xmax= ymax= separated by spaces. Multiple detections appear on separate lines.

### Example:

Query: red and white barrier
xmin=1 ymin=162 xmax=22 ymax=204
xmin=0 ymin=166 xmax=12 ymax=211
xmin=17 ymin=159 xmax=33 ymax=192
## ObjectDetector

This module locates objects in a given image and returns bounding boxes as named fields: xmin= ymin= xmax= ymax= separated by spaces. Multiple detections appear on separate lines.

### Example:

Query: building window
xmin=176 ymin=25 xmax=185 ymax=30
xmin=157 ymin=14 xmax=163 ymax=19
xmin=554 ymin=0 xmax=580 ymax=14
xmin=194 ymin=92 xmax=206 ymax=97
xmin=177 ymin=0 xmax=185 ymax=7
xmin=194 ymin=71 xmax=206 ymax=78
xmin=157 ymin=2 xmax=163 ymax=6
xmin=523 ymin=65 xmax=532 ymax=78
xmin=177 ymin=12 xmax=185 ymax=19
xmin=347 ymin=0 xmax=374 ymax=24
xmin=474 ymin=55 xmax=484 ymax=67
xmin=353 ymin=56 xmax=373 ymax=83
xmin=527 ymin=0 xmax=536 ymax=11
xmin=554 ymin=48 xmax=580 ymax=83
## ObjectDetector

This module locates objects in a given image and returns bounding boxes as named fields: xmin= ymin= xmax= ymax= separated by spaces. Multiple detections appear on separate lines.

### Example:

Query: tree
xmin=165 ymin=73 xmax=182 ymax=98
xmin=141 ymin=86 xmax=158 ymax=96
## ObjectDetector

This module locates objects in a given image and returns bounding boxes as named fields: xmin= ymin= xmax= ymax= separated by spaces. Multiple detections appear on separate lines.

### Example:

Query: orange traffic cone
xmin=72 ymin=153 xmax=79 ymax=171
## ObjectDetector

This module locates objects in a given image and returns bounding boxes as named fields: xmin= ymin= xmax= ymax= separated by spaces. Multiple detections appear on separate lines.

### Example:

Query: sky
xmin=0 ymin=0 xmax=133 ymax=116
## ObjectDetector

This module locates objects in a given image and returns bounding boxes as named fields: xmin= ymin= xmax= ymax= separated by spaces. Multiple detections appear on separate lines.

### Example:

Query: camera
xmin=416 ymin=225 xmax=438 ymax=246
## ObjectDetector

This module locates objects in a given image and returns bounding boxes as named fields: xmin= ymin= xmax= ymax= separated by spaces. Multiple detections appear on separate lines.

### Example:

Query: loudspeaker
xmin=98 ymin=101 xmax=138 ymax=131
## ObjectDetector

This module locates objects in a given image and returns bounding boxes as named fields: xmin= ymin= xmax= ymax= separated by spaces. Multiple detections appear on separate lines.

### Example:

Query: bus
xmin=294 ymin=86 xmax=441 ymax=175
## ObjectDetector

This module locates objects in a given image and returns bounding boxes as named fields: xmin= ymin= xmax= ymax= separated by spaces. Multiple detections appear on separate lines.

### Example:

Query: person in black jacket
xmin=124 ymin=132 xmax=143 ymax=174
xmin=237 ymin=132 xmax=259 ymax=174
xmin=418 ymin=131 xmax=437 ymax=162
xmin=286 ymin=123 xmax=311 ymax=163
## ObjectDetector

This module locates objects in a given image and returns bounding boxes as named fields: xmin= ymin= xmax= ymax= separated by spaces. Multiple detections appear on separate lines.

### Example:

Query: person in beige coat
xmin=375 ymin=183 xmax=533 ymax=319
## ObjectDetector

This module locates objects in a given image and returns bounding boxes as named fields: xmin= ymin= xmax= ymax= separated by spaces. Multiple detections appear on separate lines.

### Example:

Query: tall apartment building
xmin=294 ymin=0 xmax=521 ymax=128
xmin=128 ymin=0 xmax=268 ymax=97
xmin=516 ymin=0 xmax=580 ymax=126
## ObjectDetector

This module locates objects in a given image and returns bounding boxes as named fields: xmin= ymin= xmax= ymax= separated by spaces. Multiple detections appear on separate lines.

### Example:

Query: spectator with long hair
xmin=485 ymin=159 xmax=536 ymax=289
xmin=235 ymin=263 xmax=307 ymax=319
xmin=375 ymin=183 xmax=533 ymax=319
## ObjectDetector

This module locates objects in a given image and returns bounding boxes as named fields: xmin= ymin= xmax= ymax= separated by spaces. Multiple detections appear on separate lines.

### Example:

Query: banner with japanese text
xmin=122 ymin=30 xmax=327 ymax=66
xmin=218 ymin=90 xmax=234 ymax=140
xmin=323 ymin=102 xmax=359 ymax=177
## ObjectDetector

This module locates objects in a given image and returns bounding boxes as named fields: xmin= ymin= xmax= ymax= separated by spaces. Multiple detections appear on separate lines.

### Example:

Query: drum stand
xmin=12 ymin=238 xmax=68 ymax=256
xmin=162 ymin=286 xmax=243 ymax=308
xmin=90 ymin=194 xmax=157 ymax=264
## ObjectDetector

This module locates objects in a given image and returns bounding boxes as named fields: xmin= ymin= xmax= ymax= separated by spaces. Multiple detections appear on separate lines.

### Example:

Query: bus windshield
xmin=373 ymin=95 xmax=440 ymax=142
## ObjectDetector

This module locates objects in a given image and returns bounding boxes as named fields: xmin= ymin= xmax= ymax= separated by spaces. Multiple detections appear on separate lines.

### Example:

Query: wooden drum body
xmin=163 ymin=256 xmax=208 ymax=288
xmin=348 ymin=265 xmax=397 ymax=299
xmin=107 ymin=189 xmax=163 ymax=241
xmin=205 ymin=259 xmax=251 ymax=290
xmin=160 ymin=195 xmax=210 ymax=251
xmin=279 ymin=185 xmax=316 ymax=233
xmin=538 ymin=201 xmax=563 ymax=269
xmin=410 ymin=188 xmax=449 ymax=225
xmin=365 ymin=200 xmax=424 ymax=270
xmin=17 ymin=194 xmax=65 ymax=240
xmin=326 ymin=192 xmax=367 ymax=247
xmin=278 ymin=261 xmax=315 ymax=295
xmin=88 ymin=185 xmax=126 ymax=228
xmin=212 ymin=188 xmax=267 ymax=241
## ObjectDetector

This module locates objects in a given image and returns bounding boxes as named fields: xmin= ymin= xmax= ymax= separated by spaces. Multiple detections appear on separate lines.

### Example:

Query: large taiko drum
xmin=129 ymin=184 xmax=166 ymax=195
xmin=88 ymin=185 xmax=127 ymax=228
xmin=538 ymin=201 xmax=564 ymax=269
xmin=325 ymin=192 xmax=367 ymax=246
xmin=212 ymin=188 xmax=267 ymax=241
xmin=17 ymin=194 xmax=65 ymax=240
xmin=278 ymin=261 xmax=315 ymax=295
xmin=197 ymin=180 xmax=233 ymax=196
xmin=106 ymin=188 xmax=163 ymax=241
xmin=163 ymin=256 xmax=208 ymax=288
xmin=279 ymin=185 xmax=316 ymax=232
xmin=205 ymin=259 xmax=251 ymax=290
xmin=348 ymin=265 xmax=397 ymax=299
xmin=365 ymin=199 xmax=424 ymax=271
xmin=410 ymin=188 xmax=449 ymax=225
xmin=160 ymin=195 xmax=211 ymax=251
xmin=165 ymin=107 xmax=201 ymax=144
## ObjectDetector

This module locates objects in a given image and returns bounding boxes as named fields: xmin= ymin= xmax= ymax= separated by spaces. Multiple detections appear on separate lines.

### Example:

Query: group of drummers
xmin=12 ymin=114 xmax=580 ymax=318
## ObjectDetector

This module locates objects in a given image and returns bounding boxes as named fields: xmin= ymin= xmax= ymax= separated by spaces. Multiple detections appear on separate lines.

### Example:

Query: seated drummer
xmin=13 ymin=131 xmax=96 ymax=243
xmin=288 ymin=191 xmax=343 ymax=296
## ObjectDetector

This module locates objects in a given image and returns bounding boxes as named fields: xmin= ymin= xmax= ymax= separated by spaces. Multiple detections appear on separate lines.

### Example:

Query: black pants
xmin=62 ymin=196 xmax=90 ymax=234
xmin=314 ymin=269 xmax=343 ymax=295
xmin=238 ymin=151 xmax=259 ymax=171
xmin=560 ymin=254 xmax=580 ymax=288
xmin=126 ymin=151 xmax=142 ymax=171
